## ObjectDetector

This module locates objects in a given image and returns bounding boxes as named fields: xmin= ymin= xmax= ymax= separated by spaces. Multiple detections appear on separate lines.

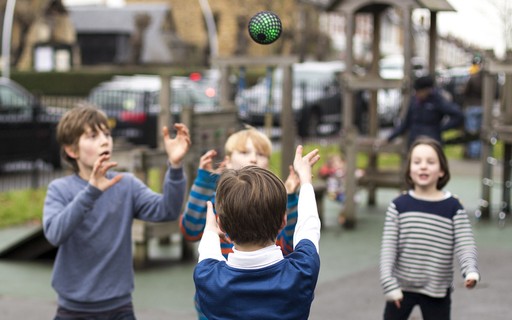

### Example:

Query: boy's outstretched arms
xmin=163 ymin=123 xmax=191 ymax=167
xmin=180 ymin=149 xmax=224 ymax=242
xmin=197 ymin=201 xmax=225 ymax=263
xmin=284 ymin=165 xmax=300 ymax=194
xmin=292 ymin=145 xmax=321 ymax=252
xmin=293 ymin=145 xmax=320 ymax=185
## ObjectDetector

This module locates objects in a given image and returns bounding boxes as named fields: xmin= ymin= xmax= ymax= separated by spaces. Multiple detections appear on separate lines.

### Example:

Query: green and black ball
xmin=248 ymin=11 xmax=282 ymax=45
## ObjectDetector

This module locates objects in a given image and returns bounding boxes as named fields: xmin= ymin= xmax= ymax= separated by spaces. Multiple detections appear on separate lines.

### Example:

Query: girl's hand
xmin=465 ymin=279 xmax=477 ymax=289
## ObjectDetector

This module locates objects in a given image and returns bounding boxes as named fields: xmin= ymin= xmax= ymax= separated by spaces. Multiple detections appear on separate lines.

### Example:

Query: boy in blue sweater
xmin=43 ymin=105 xmax=191 ymax=319
xmin=194 ymin=145 xmax=321 ymax=320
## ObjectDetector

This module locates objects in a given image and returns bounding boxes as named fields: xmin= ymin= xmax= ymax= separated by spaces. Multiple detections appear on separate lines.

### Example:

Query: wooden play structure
xmin=477 ymin=52 xmax=512 ymax=225
xmin=114 ymin=75 xmax=243 ymax=268
xmin=328 ymin=0 xmax=455 ymax=228
xmin=212 ymin=55 xmax=299 ymax=177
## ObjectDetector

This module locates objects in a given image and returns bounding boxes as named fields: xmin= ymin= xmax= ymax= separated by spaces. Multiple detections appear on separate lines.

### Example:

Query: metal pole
xmin=1 ymin=0 xmax=16 ymax=78
xmin=198 ymin=0 xmax=218 ymax=59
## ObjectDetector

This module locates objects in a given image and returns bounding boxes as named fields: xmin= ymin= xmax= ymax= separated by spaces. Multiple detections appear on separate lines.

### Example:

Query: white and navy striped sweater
xmin=379 ymin=191 xmax=479 ymax=300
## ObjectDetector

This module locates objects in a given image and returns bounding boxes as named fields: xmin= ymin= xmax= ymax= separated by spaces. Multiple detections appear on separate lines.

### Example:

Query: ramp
xmin=0 ymin=226 xmax=57 ymax=260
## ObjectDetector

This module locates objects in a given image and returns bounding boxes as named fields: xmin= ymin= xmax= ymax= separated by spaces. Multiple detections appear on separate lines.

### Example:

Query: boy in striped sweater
xmin=179 ymin=128 xmax=300 ymax=318
xmin=379 ymin=137 xmax=480 ymax=320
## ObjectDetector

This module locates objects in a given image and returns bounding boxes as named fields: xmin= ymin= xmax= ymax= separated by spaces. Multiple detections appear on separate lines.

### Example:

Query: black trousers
xmin=383 ymin=290 xmax=451 ymax=320
xmin=54 ymin=302 xmax=136 ymax=320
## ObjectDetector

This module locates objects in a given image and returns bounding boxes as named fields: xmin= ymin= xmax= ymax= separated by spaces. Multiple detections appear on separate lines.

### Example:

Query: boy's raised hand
xmin=293 ymin=145 xmax=320 ymax=185
xmin=163 ymin=123 xmax=191 ymax=167
xmin=205 ymin=201 xmax=223 ymax=237
xmin=89 ymin=154 xmax=123 ymax=191
xmin=284 ymin=165 xmax=300 ymax=194
xmin=199 ymin=149 xmax=226 ymax=174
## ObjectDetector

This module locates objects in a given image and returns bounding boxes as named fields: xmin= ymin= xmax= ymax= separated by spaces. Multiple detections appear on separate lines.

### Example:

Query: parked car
xmin=236 ymin=61 xmax=359 ymax=136
xmin=88 ymin=74 xmax=219 ymax=148
xmin=0 ymin=77 xmax=62 ymax=169
xmin=235 ymin=60 xmax=404 ymax=137
xmin=297 ymin=83 xmax=369 ymax=137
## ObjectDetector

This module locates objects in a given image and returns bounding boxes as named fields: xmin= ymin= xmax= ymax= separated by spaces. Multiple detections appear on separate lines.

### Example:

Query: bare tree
xmin=489 ymin=0 xmax=512 ymax=52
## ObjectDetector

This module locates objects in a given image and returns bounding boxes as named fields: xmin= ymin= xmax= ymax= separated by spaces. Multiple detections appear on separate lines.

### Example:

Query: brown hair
xmin=56 ymin=104 xmax=110 ymax=173
xmin=404 ymin=136 xmax=451 ymax=190
xmin=224 ymin=128 xmax=272 ymax=158
xmin=215 ymin=166 xmax=287 ymax=246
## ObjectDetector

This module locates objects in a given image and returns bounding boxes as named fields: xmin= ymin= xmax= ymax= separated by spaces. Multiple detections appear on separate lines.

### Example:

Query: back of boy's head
xmin=405 ymin=136 xmax=451 ymax=190
xmin=56 ymin=104 xmax=109 ymax=172
xmin=215 ymin=166 xmax=287 ymax=246
xmin=224 ymin=128 xmax=272 ymax=158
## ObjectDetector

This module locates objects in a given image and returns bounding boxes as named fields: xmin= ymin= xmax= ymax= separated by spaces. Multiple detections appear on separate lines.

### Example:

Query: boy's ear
xmin=224 ymin=155 xmax=232 ymax=169
xmin=64 ymin=145 xmax=78 ymax=159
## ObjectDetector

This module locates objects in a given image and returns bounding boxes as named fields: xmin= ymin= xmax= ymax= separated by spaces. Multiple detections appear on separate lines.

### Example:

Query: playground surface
xmin=1 ymin=158 xmax=511 ymax=320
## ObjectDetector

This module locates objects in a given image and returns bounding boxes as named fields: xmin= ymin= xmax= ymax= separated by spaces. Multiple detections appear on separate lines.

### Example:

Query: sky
xmin=438 ymin=0 xmax=507 ymax=57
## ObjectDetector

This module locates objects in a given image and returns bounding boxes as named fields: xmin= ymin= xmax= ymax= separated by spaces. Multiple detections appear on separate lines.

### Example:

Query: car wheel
xmin=298 ymin=109 xmax=321 ymax=138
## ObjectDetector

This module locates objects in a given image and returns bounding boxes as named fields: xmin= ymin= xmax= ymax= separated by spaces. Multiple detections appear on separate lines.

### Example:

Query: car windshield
xmin=89 ymin=89 xmax=147 ymax=114
xmin=0 ymin=83 xmax=33 ymax=116
xmin=89 ymin=81 xmax=218 ymax=114
xmin=268 ymin=69 xmax=339 ymax=87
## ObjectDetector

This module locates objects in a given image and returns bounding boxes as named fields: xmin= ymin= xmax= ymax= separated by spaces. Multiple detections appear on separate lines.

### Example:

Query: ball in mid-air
xmin=248 ymin=11 xmax=282 ymax=45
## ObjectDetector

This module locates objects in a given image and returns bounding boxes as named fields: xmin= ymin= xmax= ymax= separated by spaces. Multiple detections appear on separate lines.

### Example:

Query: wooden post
xmin=367 ymin=11 xmax=381 ymax=206
xmin=428 ymin=12 xmax=437 ymax=75
xmin=281 ymin=63 xmax=295 ymax=179
xmin=501 ymin=143 xmax=511 ymax=217
xmin=341 ymin=11 xmax=357 ymax=229
xmin=158 ymin=75 xmax=171 ymax=150
xmin=479 ymin=71 xmax=497 ymax=220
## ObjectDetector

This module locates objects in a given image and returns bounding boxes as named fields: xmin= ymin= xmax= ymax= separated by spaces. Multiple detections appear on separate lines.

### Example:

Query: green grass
xmin=0 ymin=138 xmax=501 ymax=229
xmin=0 ymin=188 xmax=47 ymax=228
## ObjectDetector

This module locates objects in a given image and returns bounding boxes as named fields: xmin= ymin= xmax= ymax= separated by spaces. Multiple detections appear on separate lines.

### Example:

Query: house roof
xmin=322 ymin=0 xmax=455 ymax=12
xmin=68 ymin=3 xmax=170 ymax=33
xmin=417 ymin=0 xmax=455 ymax=12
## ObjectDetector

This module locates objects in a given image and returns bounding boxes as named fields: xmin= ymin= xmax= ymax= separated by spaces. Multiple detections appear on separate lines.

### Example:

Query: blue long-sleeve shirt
xmin=43 ymin=167 xmax=186 ymax=312
xmin=180 ymin=168 xmax=299 ymax=257
xmin=388 ymin=89 xmax=464 ymax=147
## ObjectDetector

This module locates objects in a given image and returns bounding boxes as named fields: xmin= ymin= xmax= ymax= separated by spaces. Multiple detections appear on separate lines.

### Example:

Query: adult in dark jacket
xmin=383 ymin=75 xmax=464 ymax=149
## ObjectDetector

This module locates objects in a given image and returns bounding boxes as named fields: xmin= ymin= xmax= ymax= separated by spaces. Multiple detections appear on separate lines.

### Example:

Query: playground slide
xmin=0 ymin=226 xmax=57 ymax=260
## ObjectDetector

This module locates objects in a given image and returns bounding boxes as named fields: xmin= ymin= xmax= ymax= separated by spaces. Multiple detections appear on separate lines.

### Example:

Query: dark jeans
xmin=383 ymin=290 xmax=451 ymax=320
xmin=54 ymin=303 xmax=136 ymax=320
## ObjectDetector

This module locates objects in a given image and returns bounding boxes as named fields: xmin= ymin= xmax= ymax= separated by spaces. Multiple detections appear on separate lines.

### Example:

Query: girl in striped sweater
xmin=379 ymin=137 xmax=480 ymax=320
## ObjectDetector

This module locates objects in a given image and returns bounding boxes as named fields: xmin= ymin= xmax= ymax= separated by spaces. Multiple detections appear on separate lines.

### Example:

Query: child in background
xmin=194 ymin=145 xmax=321 ymax=320
xmin=319 ymin=153 xmax=363 ymax=225
xmin=379 ymin=137 xmax=479 ymax=320
xmin=43 ymin=105 xmax=191 ymax=319
xmin=180 ymin=127 xmax=300 ymax=319
xmin=319 ymin=154 xmax=346 ymax=203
